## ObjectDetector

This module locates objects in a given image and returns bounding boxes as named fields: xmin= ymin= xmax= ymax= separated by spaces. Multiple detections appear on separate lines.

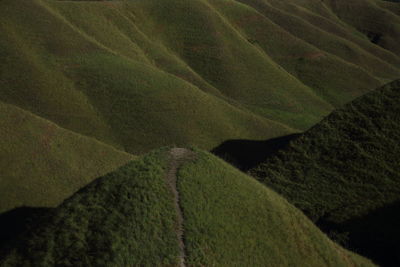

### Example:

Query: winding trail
xmin=166 ymin=148 xmax=196 ymax=267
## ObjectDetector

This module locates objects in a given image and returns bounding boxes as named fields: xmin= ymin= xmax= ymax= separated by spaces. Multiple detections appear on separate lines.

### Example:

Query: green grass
xmin=0 ymin=101 xmax=133 ymax=213
xmin=0 ymin=0 xmax=399 ymax=155
xmin=0 ymin=0 xmax=399 ymax=265
xmin=323 ymin=0 xmax=400 ymax=55
xmin=0 ymin=148 xmax=375 ymax=266
xmin=214 ymin=0 xmax=398 ymax=105
xmin=249 ymin=79 xmax=400 ymax=265
xmin=0 ymin=148 xmax=180 ymax=267
xmin=177 ymin=149 xmax=374 ymax=266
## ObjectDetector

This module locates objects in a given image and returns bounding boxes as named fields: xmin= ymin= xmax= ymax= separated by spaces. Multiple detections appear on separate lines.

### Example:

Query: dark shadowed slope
xmin=1 ymin=0 xmax=400 ymax=154
xmin=0 ymin=101 xmax=134 ymax=213
xmin=0 ymin=148 xmax=181 ymax=267
xmin=249 ymin=79 xmax=400 ymax=266
xmin=0 ymin=148 xmax=374 ymax=266
xmin=211 ymin=134 xmax=300 ymax=171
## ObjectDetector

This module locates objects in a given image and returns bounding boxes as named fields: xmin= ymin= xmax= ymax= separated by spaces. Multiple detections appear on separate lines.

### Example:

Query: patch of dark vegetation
xmin=249 ymin=79 xmax=400 ymax=266
xmin=211 ymin=134 xmax=300 ymax=171
xmin=363 ymin=31 xmax=383 ymax=45
xmin=0 ymin=207 xmax=54 ymax=256
xmin=247 ymin=38 xmax=258 ymax=45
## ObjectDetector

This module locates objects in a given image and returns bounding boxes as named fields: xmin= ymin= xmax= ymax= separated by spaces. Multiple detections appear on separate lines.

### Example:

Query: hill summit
xmin=0 ymin=148 xmax=374 ymax=266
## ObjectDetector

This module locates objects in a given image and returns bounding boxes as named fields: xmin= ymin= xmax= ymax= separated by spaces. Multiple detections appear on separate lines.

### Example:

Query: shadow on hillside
xmin=0 ymin=207 xmax=54 ymax=252
xmin=317 ymin=201 xmax=400 ymax=267
xmin=211 ymin=134 xmax=301 ymax=171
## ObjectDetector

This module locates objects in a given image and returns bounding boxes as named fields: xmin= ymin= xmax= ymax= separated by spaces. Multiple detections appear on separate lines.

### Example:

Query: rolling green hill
xmin=0 ymin=0 xmax=399 ymax=265
xmin=0 ymin=0 xmax=399 ymax=154
xmin=249 ymin=79 xmax=400 ymax=266
xmin=0 ymin=100 xmax=133 ymax=213
xmin=0 ymin=148 xmax=375 ymax=266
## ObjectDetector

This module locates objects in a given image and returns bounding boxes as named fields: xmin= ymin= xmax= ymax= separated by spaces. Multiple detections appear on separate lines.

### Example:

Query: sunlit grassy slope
xmin=0 ymin=0 xmax=399 ymax=154
xmin=0 ymin=148 xmax=375 ymax=266
xmin=0 ymin=100 xmax=133 ymax=213
xmin=177 ymin=149 xmax=374 ymax=266
xmin=249 ymin=79 xmax=400 ymax=266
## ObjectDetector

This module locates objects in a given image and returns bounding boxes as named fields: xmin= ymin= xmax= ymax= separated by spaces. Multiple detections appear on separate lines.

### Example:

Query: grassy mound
xmin=0 ymin=101 xmax=133 ymax=213
xmin=1 ymin=0 xmax=399 ymax=154
xmin=0 ymin=148 xmax=374 ymax=266
xmin=249 ymin=79 xmax=400 ymax=266
xmin=176 ymin=149 xmax=373 ymax=266
xmin=0 ymin=149 xmax=180 ymax=266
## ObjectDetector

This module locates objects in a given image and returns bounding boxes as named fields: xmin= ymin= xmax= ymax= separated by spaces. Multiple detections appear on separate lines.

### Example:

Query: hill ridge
xmin=2 ymin=0 xmax=399 ymax=155
xmin=249 ymin=79 xmax=400 ymax=266
xmin=0 ymin=148 xmax=375 ymax=266
xmin=0 ymin=100 xmax=134 ymax=213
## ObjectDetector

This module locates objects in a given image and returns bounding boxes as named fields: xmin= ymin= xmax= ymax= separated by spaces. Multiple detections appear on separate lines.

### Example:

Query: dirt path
xmin=166 ymin=148 xmax=196 ymax=267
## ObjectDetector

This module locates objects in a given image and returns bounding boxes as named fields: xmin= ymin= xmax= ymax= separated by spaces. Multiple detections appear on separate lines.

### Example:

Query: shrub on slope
xmin=0 ymin=101 xmax=133 ymax=213
xmin=324 ymin=0 xmax=400 ymax=55
xmin=249 ymin=79 xmax=400 ymax=266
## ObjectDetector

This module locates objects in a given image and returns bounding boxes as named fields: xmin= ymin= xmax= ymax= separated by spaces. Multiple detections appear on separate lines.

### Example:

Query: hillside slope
xmin=0 ymin=101 xmax=133 ymax=213
xmin=0 ymin=148 xmax=374 ymax=266
xmin=0 ymin=0 xmax=399 ymax=154
xmin=249 ymin=79 xmax=400 ymax=266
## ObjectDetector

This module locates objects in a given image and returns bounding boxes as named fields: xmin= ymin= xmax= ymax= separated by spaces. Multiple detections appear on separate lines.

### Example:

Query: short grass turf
xmin=249 ymin=79 xmax=400 ymax=266
xmin=1 ymin=0 xmax=399 ymax=154
xmin=0 ymin=101 xmax=133 ymax=213
xmin=0 ymin=148 xmax=375 ymax=266
xmin=177 ymin=149 xmax=374 ymax=266
xmin=0 ymin=148 xmax=180 ymax=267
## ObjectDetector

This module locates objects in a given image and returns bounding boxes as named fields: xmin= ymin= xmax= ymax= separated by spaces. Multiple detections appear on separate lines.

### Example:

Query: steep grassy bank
xmin=1 ymin=0 xmax=399 ymax=154
xmin=176 ymin=149 xmax=374 ymax=266
xmin=249 ymin=79 xmax=400 ymax=266
xmin=0 ymin=148 xmax=375 ymax=266
xmin=0 ymin=149 xmax=180 ymax=266
xmin=0 ymin=101 xmax=133 ymax=213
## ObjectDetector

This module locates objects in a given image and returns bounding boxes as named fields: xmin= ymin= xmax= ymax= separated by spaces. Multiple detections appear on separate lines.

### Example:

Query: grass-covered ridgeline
xmin=177 ymin=149 xmax=374 ymax=266
xmin=249 ymin=79 xmax=400 ymax=266
xmin=0 ymin=148 xmax=375 ymax=266
xmin=0 ymin=148 xmax=181 ymax=267
xmin=324 ymin=0 xmax=400 ymax=55
xmin=0 ymin=0 xmax=399 ymax=265
xmin=0 ymin=0 xmax=399 ymax=155
xmin=0 ymin=101 xmax=133 ymax=213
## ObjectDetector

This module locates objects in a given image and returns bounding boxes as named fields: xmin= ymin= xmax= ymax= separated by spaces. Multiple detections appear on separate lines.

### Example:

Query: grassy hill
xmin=0 ymin=0 xmax=399 ymax=154
xmin=0 ymin=0 xmax=398 ymax=265
xmin=0 ymin=100 xmax=133 ymax=213
xmin=249 ymin=79 xmax=400 ymax=266
xmin=0 ymin=148 xmax=180 ymax=266
xmin=324 ymin=0 xmax=400 ymax=55
xmin=0 ymin=148 xmax=375 ymax=266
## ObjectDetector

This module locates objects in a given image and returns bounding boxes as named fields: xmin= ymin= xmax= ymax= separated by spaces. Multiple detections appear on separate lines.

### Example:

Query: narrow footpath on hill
xmin=166 ymin=148 xmax=196 ymax=267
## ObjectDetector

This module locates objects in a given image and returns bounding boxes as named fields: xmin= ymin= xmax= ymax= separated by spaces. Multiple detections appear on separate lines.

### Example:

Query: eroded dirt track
xmin=166 ymin=148 xmax=196 ymax=267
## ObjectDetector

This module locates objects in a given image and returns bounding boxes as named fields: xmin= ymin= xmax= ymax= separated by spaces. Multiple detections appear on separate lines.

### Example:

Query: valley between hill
xmin=1 ymin=0 xmax=400 ymax=266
